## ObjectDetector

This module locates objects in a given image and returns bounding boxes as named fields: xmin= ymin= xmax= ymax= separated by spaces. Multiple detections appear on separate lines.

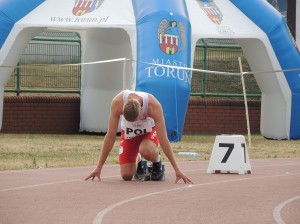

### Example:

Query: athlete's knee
xmin=140 ymin=148 xmax=158 ymax=161
xmin=120 ymin=166 xmax=135 ymax=181
xmin=122 ymin=173 xmax=133 ymax=181
xmin=139 ymin=140 xmax=159 ymax=161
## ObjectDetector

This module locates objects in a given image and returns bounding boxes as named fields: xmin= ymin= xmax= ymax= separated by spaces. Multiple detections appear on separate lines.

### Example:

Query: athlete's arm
xmin=85 ymin=92 xmax=123 ymax=181
xmin=148 ymin=94 xmax=193 ymax=184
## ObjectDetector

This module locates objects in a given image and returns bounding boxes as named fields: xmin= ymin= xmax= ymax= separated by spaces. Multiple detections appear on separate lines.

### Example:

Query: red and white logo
xmin=72 ymin=0 xmax=103 ymax=16
xmin=159 ymin=34 xmax=179 ymax=54
xmin=198 ymin=0 xmax=223 ymax=25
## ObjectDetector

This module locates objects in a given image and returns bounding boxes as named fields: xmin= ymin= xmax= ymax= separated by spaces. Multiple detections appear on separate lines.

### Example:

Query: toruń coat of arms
xmin=157 ymin=19 xmax=186 ymax=54
xmin=72 ymin=0 xmax=104 ymax=16
xmin=198 ymin=0 xmax=223 ymax=25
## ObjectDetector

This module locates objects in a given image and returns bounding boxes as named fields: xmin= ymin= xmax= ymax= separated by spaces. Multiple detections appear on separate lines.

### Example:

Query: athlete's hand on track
xmin=84 ymin=167 xmax=101 ymax=181
xmin=175 ymin=170 xmax=193 ymax=184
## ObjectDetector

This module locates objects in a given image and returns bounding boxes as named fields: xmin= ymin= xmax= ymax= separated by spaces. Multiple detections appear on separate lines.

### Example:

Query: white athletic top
xmin=121 ymin=90 xmax=155 ymax=139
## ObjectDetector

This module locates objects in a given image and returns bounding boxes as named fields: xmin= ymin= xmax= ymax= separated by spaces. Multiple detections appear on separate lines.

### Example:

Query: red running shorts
xmin=119 ymin=127 xmax=159 ymax=165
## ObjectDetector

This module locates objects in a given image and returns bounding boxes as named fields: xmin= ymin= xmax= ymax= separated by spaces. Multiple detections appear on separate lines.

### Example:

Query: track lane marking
xmin=93 ymin=172 xmax=300 ymax=224
xmin=273 ymin=195 xmax=300 ymax=224
xmin=0 ymin=161 xmax=299 ymax=193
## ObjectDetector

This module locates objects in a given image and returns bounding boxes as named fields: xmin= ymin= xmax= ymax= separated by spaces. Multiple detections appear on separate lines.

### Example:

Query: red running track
xmin=0 ymin=158 xmax=299 ymax=224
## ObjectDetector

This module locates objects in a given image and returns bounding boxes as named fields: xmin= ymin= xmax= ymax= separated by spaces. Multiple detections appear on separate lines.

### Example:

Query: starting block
xmin=207 ymin=135 xmax=252 ymax=175
xmin=134 ymin=160 xmax=165 ymax=181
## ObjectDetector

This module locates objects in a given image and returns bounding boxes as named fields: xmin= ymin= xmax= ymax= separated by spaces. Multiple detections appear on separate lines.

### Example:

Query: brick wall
xmin=183 ymin=98 xmax=261 ymax=134
xmin=2 ymin=96 xmax=80 ymax=134
xmin=1 ymin=96 xmax=261 ymax=134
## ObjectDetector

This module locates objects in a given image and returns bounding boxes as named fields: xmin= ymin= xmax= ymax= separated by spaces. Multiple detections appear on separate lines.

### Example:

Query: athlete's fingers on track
xmin=175 ymin=176 xmax=193 ymax=184
xmin=84 ymin=175 xmax=91 ymax=181
xmin=185 ymin=177 xmax=194 ymax=184
xmin=94 ymin=175 xmax=101 ymax=181
xmin=84 ymin=173 xmax=100 ymax=181
xmin=91 ymin=175 xmax=100 ymax=181
xmin=182 ymin=177 xmax=191 ymax=184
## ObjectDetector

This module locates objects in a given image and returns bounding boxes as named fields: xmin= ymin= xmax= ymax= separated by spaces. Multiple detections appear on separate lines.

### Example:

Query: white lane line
xmin=0 ymin=179 xmax=81 ymax=192
xmin=0 ymin=164 xmax=119 ymax=173
xmin=0 ymin=162 xmax=299 ymax=193
xmin=0 ymin=161 xmax=300 ymax=193
xmin=273 ymin=195 xmax=300 ymax=224
xmin=93 ymin=186 xmax=186 ymax=224
xmin=0 ymin=175 xmax=120 ymax=193
xmin=93 ymin=172 xmax=300 ymax=224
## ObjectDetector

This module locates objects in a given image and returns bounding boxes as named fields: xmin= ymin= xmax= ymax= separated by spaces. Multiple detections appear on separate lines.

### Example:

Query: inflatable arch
xmin=0 ymin=0 xmax=299 ymax=140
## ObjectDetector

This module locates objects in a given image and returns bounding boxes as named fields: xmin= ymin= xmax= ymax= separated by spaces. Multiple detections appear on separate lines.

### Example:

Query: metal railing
xmin=4 ymin=29 xmax=81 ymax=95
xmin=191 ymin=39 xmax=261 ymax=98
xmin=4 ymin=34 xmax=261 ymax=98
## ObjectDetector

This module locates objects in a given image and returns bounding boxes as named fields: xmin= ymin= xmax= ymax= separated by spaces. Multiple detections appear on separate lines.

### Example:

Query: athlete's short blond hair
xmin=123 ymin=99 xmax=141 ymax=122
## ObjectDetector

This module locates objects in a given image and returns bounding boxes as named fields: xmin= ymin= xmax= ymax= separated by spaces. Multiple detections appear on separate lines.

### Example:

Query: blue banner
xmin=132 ymin=0 xmax=192 ymax=141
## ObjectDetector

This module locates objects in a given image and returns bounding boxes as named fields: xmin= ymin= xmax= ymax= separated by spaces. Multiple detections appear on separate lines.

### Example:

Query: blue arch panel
xmin=230 ymin=0 xmax=300 ymax=139
xmin=0 ymin=0 xmax=45 ymax=48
